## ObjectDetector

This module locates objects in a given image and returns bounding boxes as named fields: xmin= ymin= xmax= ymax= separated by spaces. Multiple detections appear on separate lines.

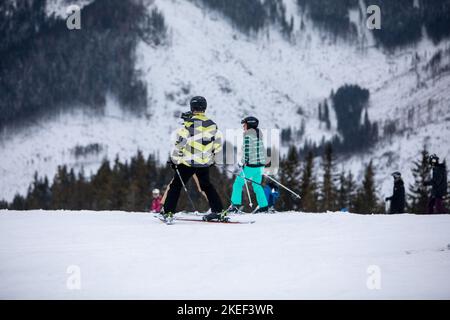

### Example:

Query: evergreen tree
xmin=51 ymin=165 xmax=71 ymax=209
xmin=0 ymin=200 xmax=8 ymax=209
xmin=301 ymin=151 xmax=318 ymax=212
xmin=0 ymin=0 xmax=167 ymax=128
xmin=320 ymin=144 xmax=337 ymax=211
xmin=332 ymin=84 xmax=373 ymax=153
xmin=336 ymin=170 xmax=357 ymax=211
xmin=318 ymin=103 xmax=323 ymax=122
xmin=422 ymin=0 xmax=450 ymax=44
xmin=370 ymin=0 xmax=422 ymax=49
xmin=124 ymin=180 xmax=140 ymax=212
xmin=110 ymin=156 xmax=128 ymax=210
xmin=408 ymin=149 xmax=431 ymax=214
xmin=278 ymin=146 xmax=302 ymax=211
xmin=345 ymin=171 xmax=357 ymax=212
xmin=296 ymin=0 xmax=359 ymax=39
xmin=66 ymin=168 xmax=77 ymax=210
xmin=26 ymin=173 xmax=51 ymax=210
xmin=73 ymin=169 xmax=92 ymax=210
xmin=354 ymin=161 xmax=379 ymax=214
xmin=281 ymin=127 xmax=292 ymax=145
xmin=337 ymin=171 xmax=348 ymax=211
xmin=323 ymin=100 xmax=331 ymax=130
xmin=129 ymin=150 xmax=150 ymax=210
xmin=91 ymin=159 xmax=113 ymax=210
xmin=198 ymin=0 xmax=266 ymax=33
xmin=146 ymin=154 xmax=159 ymax=193
xmin=10 ymin=194 xmax=27 ymax=210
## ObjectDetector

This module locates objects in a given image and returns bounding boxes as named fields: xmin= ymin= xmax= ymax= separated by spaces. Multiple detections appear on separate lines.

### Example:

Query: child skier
xmin=150 ymin=189 xmax=163 ymax=213
xmin=226 ymin=116 xmax=269 ymax=214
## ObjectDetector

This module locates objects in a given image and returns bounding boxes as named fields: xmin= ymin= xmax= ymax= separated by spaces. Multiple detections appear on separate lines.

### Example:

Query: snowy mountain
xmin=1 ymin=210 xmax=449 ymax=299
xmin=1 ymin=0 xmax=449 ymax=202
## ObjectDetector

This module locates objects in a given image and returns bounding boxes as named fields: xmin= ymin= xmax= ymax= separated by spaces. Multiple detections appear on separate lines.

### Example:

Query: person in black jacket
xmin=424 ymin=154 xmax=448 ymax=214
xmin=385 ymin=172 xmax=405 ymax=214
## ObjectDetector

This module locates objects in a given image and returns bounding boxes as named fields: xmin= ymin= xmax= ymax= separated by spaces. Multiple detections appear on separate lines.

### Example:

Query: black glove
xmin=181 ymin=111 xmax=193 ymax=121
xmin=167 ymin=159 xmax=178 ymax=170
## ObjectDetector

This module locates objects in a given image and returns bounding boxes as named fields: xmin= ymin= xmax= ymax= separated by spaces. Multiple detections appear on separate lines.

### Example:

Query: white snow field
xmin=0 ymin=211 xmax=449 ymax=299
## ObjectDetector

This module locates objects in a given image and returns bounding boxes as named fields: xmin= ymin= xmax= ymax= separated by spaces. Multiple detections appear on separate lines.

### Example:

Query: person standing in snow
xmin=224 ymin=116 xmax=269 ymax=214
xmin=161 ymin=96 xmax=224 ymax=220
xmin=150 ymin=189 xmax=163 ymax=213
xmin=424 ymin=154 xmax=448 ymax=214
xmin=385 ymin=172 xmax=405 ymax=214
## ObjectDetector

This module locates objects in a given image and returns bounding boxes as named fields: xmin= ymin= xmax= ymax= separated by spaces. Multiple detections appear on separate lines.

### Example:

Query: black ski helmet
xmin=190 ymin=96 xmax=207 ymax=112
xmin=391 ymin=171 xmax=401 ymax=179
xmin=241 ymin=116 xmax=259 ymax=129
xmin=429 ymin=154 xmax=439 ymax=166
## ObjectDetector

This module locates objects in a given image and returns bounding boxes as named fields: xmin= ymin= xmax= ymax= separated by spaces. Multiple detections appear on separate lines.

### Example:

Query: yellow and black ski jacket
xmin=171 ymin=113 xmax=223 ymax=167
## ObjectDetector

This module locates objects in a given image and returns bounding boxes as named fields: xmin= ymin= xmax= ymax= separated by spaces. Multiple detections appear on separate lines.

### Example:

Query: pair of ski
xmin=154 ymin=213 xmax=256 ymax=225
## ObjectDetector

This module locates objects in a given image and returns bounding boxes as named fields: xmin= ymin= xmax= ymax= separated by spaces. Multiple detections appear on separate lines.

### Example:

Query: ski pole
xmin=222 ymin=168 xmax=264 ymax=187
xmin=175 ymin=166 xmax=198 ymax=212
xmin=263 ymin=174 xmax=302 ymax=199
xmin=241 ymin=169 xmax=254 ymax=208
xmin=222 ymin=167 xmax=301 ymax=200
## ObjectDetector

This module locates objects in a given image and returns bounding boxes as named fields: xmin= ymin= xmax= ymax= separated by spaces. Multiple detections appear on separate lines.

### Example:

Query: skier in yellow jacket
xmin=161 ymin=96 xmax=224 ymax=220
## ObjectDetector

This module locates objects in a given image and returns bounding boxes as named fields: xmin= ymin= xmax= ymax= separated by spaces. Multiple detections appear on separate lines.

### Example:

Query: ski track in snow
xmin=0 ymin=0 xmax=450 ymax=201
xmin=0 ymin=210 xmax=449 ymax=299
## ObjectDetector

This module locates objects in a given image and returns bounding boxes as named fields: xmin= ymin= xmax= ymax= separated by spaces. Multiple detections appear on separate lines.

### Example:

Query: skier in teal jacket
xmin=228 ymin=116 xmax=269 ymax=213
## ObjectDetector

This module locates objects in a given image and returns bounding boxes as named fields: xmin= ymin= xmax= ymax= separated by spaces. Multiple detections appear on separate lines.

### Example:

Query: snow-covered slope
xmin=0 ymin=0 xmax=449 ymax=201
xmin=1 ymin=211 xmax=449 ymax=299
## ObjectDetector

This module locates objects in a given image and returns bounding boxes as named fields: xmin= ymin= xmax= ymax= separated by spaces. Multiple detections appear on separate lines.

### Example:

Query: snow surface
xmin=1 ymin=0 xmax=449 ymax=201
xmin=1 ymin=210 xmax=450 ymax=299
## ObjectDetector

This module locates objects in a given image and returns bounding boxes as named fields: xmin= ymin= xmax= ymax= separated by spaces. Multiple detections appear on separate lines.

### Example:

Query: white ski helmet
xmin=152 ymin=188 xmax=160 ymax=195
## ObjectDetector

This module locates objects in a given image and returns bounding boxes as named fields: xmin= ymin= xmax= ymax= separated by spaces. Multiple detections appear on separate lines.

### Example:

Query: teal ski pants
xmin=231 ymin=166 xmax=268 ymax=208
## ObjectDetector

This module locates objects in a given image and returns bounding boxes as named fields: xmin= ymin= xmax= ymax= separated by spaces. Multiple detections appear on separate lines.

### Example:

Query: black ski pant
xmin=427 ymin=196 xmax=447 ymax=214
xmin=163 ymin=165 xmax=223 ymax=214
xmin=389 ymin=202 xmax=405 ymax=214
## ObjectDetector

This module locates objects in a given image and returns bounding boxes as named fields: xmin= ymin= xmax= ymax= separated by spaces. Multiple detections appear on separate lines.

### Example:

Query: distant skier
xmin=424 ymin=154 xmax=448 ymax=214
xmin=161 ymin=96 xmax=224 ymax=221
xmin=226 ymin=116 xmax=269 ymax=214
xmin=264 ymin=181 xmax=279 ymax=213
xmin=385 ymin=172 xmax=405 ymax=214
xmin=150 ymin=189 xmax=163 ymax=213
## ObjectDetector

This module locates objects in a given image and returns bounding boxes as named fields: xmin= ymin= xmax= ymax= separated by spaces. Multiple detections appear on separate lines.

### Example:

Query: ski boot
xmin=202 ymin=211 xmax=230 ymax=222
xmin=159 ymin=208 xmax=174 ymax=224
xmin=225 ymin=204 xmax=244 ymax=214
xmin=268 ymin=206 xmax=277 ymax=214
xmin=253 ymin=206 xmax=269 ymax=214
